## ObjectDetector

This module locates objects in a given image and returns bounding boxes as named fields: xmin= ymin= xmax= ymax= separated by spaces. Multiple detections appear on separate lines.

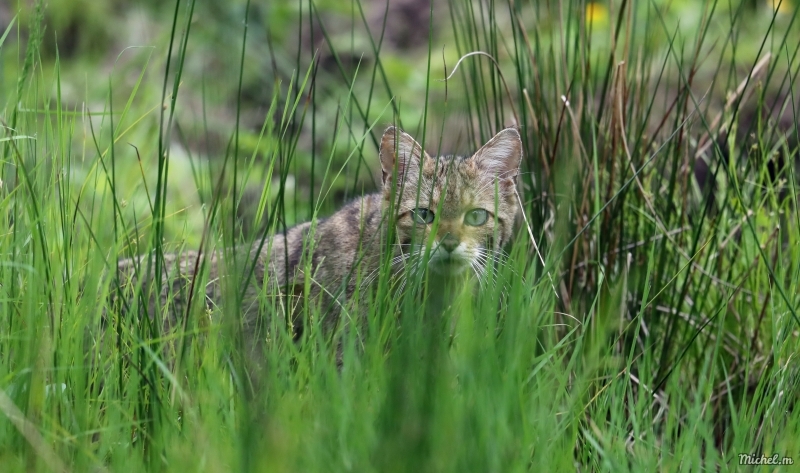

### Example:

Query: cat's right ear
xmin=380 ymin=126 xmax=426 ymax=185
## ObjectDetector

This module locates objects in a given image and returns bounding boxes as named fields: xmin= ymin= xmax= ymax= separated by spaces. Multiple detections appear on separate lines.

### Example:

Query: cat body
xmin=115 ymin=126 xmax=523 ymax=347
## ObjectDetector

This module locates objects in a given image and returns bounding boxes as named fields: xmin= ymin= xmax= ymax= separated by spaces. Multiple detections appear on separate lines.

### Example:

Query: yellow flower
xmin=586 ymin=2 xmax=609 ymax=26
xmin=769 ymin=0 xmax=793 ymax=13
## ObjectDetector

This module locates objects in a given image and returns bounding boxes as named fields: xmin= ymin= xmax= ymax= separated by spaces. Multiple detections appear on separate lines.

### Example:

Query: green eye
xmin=410 ymin=208 xmax=434 ymax=224
xmin=464 ymin=209 xmax=488 ymax=226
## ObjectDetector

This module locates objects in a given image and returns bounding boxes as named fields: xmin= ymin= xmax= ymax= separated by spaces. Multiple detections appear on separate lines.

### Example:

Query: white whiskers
xmin=357 ymin=242 xmax=520 ymax=305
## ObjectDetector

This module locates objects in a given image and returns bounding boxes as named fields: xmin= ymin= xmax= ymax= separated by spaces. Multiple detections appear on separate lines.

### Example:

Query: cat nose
xmin=440 ymin=236 xmax=459 ymax=253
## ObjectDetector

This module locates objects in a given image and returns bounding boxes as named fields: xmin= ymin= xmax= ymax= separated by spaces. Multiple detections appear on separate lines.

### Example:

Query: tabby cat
xmin=116 ymin=126 xmax=522 ymax=350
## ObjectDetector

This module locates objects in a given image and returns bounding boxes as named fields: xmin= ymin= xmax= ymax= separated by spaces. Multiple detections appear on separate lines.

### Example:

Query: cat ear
xmin=380 ymin=126 xmax=428 ymax=185
xmin=472 ymin=128 xmax=523 ymax=182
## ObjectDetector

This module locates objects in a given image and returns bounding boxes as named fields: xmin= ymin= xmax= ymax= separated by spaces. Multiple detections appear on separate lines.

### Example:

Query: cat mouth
xmin=428 ymin=255 xmax=469 ymax=274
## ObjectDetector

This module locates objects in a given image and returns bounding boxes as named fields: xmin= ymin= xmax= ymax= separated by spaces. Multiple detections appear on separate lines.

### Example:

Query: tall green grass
xmin=1 ymin=0 xmax=799 ymax=471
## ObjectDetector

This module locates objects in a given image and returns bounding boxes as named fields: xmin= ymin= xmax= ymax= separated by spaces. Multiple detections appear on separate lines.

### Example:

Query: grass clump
xmin=1 ymin=0 xmax=799 ymax=471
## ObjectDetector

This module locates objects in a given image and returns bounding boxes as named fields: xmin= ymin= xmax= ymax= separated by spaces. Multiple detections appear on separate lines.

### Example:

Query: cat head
xmin=379 ymin=126 xmax=522 ymax=276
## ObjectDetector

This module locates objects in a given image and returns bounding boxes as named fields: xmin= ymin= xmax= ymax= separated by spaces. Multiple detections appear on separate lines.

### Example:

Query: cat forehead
xmin=418 ymin=154 xmax=491 ymax=188
xmin=404 ymin=157 xmax=498 ymax=207
xmin=422 ymin=154 xmax=477 ymax=176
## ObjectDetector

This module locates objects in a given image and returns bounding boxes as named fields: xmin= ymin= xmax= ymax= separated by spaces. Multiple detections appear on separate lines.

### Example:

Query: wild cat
xmin=115 ymin=126 xmax=522 ymax=350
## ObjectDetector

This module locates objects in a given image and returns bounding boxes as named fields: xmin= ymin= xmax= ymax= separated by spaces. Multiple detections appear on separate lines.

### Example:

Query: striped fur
xmin=115 ymin=127 xmax=522 ymax=346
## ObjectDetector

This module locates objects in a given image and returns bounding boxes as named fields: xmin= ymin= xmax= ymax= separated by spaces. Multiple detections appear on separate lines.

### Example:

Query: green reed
xmin=0 ymin=0 xmax=798 ymax=471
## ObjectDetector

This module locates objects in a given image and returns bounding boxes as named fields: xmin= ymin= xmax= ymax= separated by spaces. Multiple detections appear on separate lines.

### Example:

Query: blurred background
xmin=1 ymin=0 xmax=796 ymax=241
xmin=2 ymin=0 xmax=799 ymax=322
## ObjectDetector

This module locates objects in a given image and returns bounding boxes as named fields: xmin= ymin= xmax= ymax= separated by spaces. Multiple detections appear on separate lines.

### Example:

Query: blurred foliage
xmin=1 ymin=0 xmax=797 ymax=240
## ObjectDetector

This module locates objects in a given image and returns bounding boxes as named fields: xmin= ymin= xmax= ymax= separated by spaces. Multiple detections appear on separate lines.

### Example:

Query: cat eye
xmin=464 ymin=209 xmax=489 ymax=226
xmin=410 ymin=208 xmax=435 ymax=224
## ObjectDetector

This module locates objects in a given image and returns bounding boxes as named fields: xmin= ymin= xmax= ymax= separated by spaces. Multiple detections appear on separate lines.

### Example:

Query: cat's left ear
xmin=472 ymin=128 xmax=523 ymax=183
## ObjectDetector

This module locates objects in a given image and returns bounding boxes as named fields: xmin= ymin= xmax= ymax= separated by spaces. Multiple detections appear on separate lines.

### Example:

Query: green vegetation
xmin=1 ymin=0 xmax=799 ymax=471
